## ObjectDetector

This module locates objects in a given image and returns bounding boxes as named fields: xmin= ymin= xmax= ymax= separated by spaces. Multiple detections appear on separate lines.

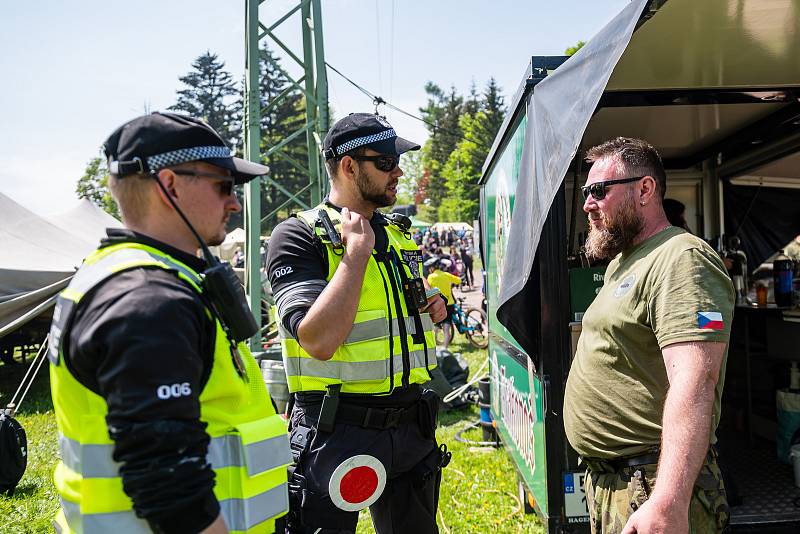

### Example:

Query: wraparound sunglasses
xmin=173 ymin=170 xmax=235 ymax=197
xmin=581 ymin=176 xmax=646 ymax=200
xmin=348 ymin=154 xmax=400 ymax=172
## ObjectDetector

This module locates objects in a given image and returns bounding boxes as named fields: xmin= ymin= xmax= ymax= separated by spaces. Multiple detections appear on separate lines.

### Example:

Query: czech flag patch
xmin=698 ymin=311 xmax=724 ymax=330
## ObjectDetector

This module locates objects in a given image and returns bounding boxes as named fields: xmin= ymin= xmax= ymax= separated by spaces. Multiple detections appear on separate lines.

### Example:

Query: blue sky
xmin=0 ymin=0 xmax=630 ymax=214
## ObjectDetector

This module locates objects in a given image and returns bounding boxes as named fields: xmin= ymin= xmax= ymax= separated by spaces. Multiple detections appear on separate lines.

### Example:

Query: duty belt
xmin=581 ymin=448 xmax=661 ymax=474
xmin=302 ymin=401 xmax=419 ymax=431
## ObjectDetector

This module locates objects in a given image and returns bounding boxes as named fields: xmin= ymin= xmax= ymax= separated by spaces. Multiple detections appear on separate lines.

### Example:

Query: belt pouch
xmin=418 ymin=388 xmax=440 ymax=439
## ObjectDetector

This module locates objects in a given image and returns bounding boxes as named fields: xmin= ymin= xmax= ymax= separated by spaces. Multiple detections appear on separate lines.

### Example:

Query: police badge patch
xmin=400 ymin=250 xmax=423 ymax=279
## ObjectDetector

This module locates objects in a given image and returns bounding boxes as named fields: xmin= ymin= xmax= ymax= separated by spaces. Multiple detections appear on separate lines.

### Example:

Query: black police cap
xmin=322 ymin=113 xmax=420 ymax=160
xmin=103 ymin=112 xmax=268 ymax=184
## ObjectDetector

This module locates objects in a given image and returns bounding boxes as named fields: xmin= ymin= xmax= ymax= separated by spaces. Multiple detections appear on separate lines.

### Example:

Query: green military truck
xmin=479 ymin=0 xmax=800 ymax=532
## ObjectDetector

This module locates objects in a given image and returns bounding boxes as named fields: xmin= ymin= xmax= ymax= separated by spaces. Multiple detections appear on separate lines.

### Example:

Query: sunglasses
xmin=349 ymin=154 xmax=400 ymax=172
xmin=173 ymin=170 xmax=235 ymax=197
xmin=581 ymin=176 xmax=646 ymax=201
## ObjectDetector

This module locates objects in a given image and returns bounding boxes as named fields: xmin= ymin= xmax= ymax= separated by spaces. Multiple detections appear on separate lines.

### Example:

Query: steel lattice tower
xmin=243 ymin=0 xmax=329 ymax=349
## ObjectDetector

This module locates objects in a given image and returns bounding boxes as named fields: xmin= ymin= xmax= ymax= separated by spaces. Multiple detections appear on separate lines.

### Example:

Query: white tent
xmin=0 ymin=193 xmax=121 ymax=337
xmin=45 ymin=198 xmax=123 ymax=245
xmin=219 ymin=227 xmax=246 ymax=261
xmin=431 ymin=222 xmax=473 ymax=233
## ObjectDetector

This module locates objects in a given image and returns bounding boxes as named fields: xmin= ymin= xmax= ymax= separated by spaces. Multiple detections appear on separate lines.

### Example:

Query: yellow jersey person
xmin=268 ymin=113 xmax=450 ymax=533
xmin=425 ymin=258 xmax=462 ymax=349
xmin=48 ymin=112 xmax=291 ymax=534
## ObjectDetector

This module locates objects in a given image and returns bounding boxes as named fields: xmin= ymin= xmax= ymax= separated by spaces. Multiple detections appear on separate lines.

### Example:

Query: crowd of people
xmin=412 ymin=226 xmax=476 ymax=289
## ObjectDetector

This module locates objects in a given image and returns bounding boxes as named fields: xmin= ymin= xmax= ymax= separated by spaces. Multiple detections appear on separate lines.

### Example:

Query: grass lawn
xmin=0 ymin=337 xmax=543 ymax=533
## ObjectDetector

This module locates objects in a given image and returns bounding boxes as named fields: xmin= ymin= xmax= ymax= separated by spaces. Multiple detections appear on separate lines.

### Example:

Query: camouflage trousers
xmin=583 ymin=452 xmax=729 ymax=534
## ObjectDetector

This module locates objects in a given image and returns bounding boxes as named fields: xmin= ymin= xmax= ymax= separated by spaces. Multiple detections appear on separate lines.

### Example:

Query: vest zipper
xmin=383 ymin=252 xmax=411 ymax=387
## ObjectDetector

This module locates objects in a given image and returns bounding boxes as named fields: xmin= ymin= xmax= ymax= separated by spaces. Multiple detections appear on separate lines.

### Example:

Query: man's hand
xmin=341 ymin=207 xmax=374 ymax=262
xmin=621 ymin=496 xmax=688 ymax=534
xmin=421 ymin=295 xmax=447 ymax=323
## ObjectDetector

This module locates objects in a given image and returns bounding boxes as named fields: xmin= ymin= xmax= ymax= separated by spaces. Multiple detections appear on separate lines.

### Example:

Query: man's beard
xmin=356 ymin=166 xmax=395 ymax=208
xmin=584 ymin=193 xmax=644 ymax=260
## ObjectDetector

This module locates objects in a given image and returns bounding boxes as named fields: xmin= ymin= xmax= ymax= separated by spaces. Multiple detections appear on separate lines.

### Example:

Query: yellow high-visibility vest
xmin=48 ymin=242 xmax=291 ymax=534
xmin=278 ymin=204 xmax=436 ymax=394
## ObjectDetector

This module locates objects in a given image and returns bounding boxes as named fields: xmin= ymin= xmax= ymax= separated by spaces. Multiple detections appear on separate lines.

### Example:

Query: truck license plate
xmin=564 ymin=472 xmax=589 ymax=522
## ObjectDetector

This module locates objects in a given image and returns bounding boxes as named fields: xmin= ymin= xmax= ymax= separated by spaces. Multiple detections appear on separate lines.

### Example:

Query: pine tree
xmin=482 ymin=78 xmax=506 ymax=139
xmin=420 ymin=84 xmax=464 ymax=211
xmin=169 ymin=51 xmax=241 ymax=150
xmin=436 ymin=79 xmax=507 ymax=222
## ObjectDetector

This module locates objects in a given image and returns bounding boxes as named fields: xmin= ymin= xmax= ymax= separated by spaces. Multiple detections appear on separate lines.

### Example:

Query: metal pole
xmin=311 ymin=0 xmax=329 ymax=198
xmin=244 ymin=0 xmax=263 ymax=351
xmin=301 ymin=0 xmax=321 ymax=205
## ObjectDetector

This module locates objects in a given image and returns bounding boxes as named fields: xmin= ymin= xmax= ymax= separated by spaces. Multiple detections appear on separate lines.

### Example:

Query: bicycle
xmin=434 ymin=296 xmax=489 ymax=349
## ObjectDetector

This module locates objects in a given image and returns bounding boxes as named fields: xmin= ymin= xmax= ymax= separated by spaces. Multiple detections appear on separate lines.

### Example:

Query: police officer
xmin=48 ymin=112 xmax=291 ymax=534
xmin=267 ymin=113 xmax=450 ymax=533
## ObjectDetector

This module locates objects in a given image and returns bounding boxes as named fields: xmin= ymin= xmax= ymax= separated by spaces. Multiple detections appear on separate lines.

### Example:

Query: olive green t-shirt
xmin=564 ymin=226 xmax=735 ymax=459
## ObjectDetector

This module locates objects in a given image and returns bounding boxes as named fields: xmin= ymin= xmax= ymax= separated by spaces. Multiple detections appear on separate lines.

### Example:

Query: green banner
xmin=484 ymin=114 xmax=527 ymax=350
xmin=489 ymin=342 xmax=548 ymax=516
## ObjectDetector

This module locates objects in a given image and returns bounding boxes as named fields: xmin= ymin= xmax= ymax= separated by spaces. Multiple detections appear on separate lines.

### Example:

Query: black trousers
xmin=286 ymin=404 xmax=442 ymax=534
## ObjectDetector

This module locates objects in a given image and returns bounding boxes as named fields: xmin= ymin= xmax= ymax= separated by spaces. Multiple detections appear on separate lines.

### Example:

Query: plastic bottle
xmin=774 ymin=251 xmax=794 ymax=307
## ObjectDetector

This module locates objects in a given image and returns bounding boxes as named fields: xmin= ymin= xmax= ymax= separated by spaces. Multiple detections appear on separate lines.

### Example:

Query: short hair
xmin=586 ymin=137 xmax=667 ymax=198
xmin=108 ymin=173 xmax=154 ymax=225
xmin=324 ymin=147 xmax=367 ymax=179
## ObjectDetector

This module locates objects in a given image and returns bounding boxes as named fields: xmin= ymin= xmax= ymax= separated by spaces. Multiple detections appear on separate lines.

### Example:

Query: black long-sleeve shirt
xmin=64 ymin=228 xmax=219 ymax=534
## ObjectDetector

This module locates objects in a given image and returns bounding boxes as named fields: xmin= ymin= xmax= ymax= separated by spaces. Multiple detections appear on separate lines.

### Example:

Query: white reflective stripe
xmin=279 ymin=317 xmax=389 ymax=344
xmin=285 ymin=349 xmax=431 ymax=382
xmin=409 ymin=349 xmax=431 ymax=370
xmin=60 ymin=433 xmax=290 ymax=479
xmin=61 ymin=498 xmax=150 ymax=534
xmin=60 ymin=484 xmax=288 ymax=533
xmin=220 ymin=484 xmax=288 ymax=531
xmin=208 ymin=434 xmax=292 ymax=476
xmin=401 ymin=314 xmax=434 ymax=336
xmin=59 ymin=435 xmax=120 ymax=479
xmin=279 ymin=315 xmax=432 ymax=343
xmin=346 ymin=318 xmax=389 ymax=343
xmin=68 ymin=247 xmax=201 ymax=298
xmin=242 ymin=434 xmax=292 ymax=477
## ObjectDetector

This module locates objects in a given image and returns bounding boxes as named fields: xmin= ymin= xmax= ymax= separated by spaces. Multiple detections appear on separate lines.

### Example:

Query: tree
xmin=169 ymin=51 xmax=241 ymax=150
xmin=396 ymin=150 xmax=423 ymax=206
xmin=419 ymin=84 xmax=464 ymax=210
xmin=418 ymin=78 xmax=507 ymax=223
xmin=565 ymin=40 xmax=586 ymax=56
xmin=76 ymin=156 xmax=119 ymax=219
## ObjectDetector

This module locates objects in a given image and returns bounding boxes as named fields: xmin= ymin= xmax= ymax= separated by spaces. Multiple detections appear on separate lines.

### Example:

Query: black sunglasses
xmin=173 ymin=170 xmax=235 ymax=197
xmin=348 ymin=154 xmax=400 ymax=172
xmin=581 ymin=176 xmax=646 ymax=201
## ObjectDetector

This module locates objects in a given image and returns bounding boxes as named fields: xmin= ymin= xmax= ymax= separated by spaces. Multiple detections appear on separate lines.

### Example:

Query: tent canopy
xmin=480 ymin=0 xmax=800 ymax=348
xmin=1 ymin=193 xmax=121 ymax=338
xmin=409 ymin=216 xmax=431 ymax=229
xmin=431 ymin=222 xmax=473 ymax=233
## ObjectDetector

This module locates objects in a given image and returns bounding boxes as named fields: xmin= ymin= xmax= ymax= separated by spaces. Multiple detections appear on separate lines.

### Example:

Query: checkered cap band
xmin=146 ymin=146 xmax=232 ymax=171
xmin=334 ymin=129 xmax=396 ymax=157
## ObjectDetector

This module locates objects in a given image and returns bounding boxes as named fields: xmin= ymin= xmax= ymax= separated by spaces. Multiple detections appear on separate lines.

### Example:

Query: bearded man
xmin=267 ymin=113 xmax=448 ymax=533
xmin=563 ymin=137 xmax=735 ymax=534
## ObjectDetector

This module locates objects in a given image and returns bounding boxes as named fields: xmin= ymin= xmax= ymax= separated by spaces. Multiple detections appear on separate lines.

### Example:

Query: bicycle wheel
xmin=465 ymin=307 xmax=489 ymax=349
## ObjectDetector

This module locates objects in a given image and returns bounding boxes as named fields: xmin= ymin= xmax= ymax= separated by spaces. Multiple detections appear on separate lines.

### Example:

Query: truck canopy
xmin=486 ymin=0 xmax=800 ymax=346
